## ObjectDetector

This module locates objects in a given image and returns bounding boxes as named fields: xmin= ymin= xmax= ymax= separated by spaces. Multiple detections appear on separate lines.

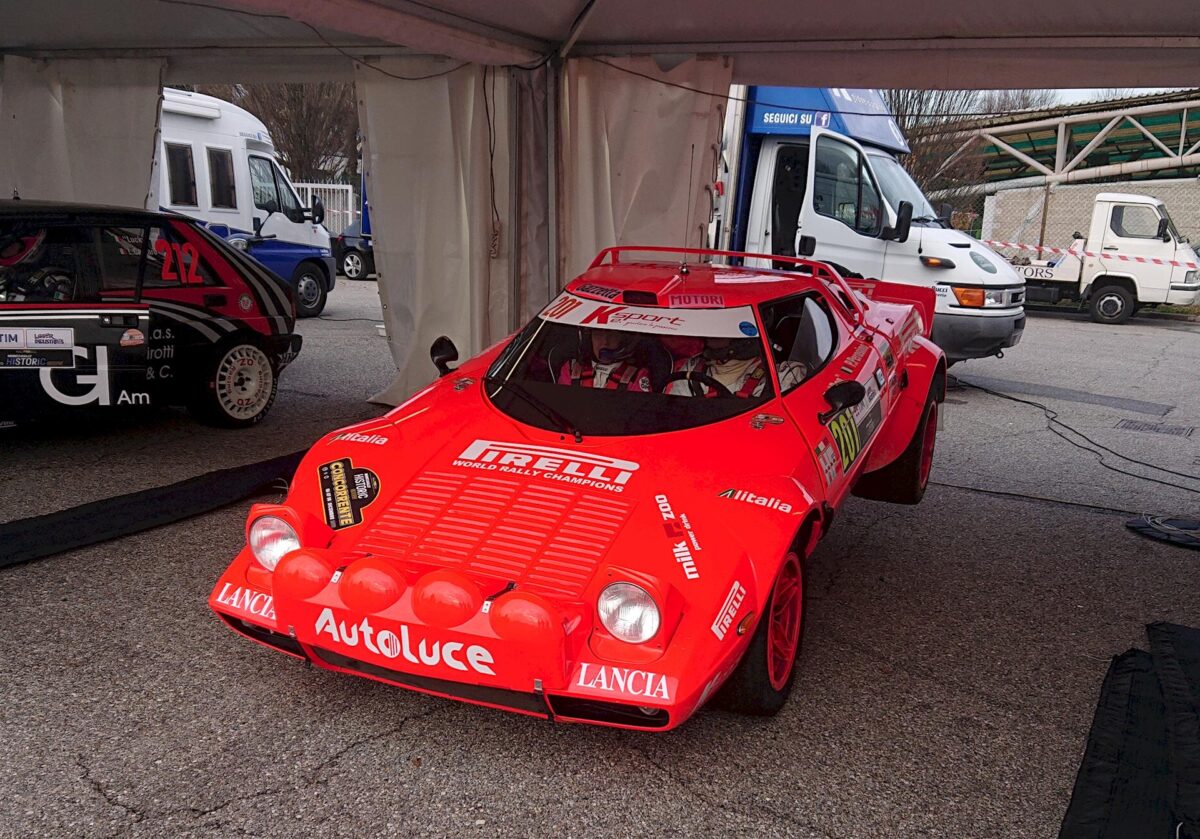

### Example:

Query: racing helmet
xmin=587 ymin=328 xmax=638 ymax=365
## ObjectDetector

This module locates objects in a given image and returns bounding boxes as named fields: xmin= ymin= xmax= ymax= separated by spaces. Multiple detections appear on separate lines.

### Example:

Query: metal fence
xmin=982 ymin=178 xmax=1200 ymax=252
xmin=294 ymin=182 xmax=357 ymax=235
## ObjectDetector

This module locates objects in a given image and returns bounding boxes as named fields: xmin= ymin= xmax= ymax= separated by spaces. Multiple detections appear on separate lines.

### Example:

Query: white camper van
xmin=721 ymin=87 xmax=1026 ymax=364
xmin=157 ymin=88 xmax=335 ymax=316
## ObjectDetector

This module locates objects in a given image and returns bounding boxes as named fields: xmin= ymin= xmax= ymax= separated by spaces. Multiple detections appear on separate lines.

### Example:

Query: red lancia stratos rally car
xmin=0 ymin=201 xmax=301 ymax=428
xmin=210 ymin=246 xmax=944 ymax=730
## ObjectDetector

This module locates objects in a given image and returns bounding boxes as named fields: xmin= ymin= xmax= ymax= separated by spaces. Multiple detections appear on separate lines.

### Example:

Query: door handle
xmin=1102 ymin=246 xmax=1119 ymax=251
xmin=99 ymin=314 xmax=139 ymax=327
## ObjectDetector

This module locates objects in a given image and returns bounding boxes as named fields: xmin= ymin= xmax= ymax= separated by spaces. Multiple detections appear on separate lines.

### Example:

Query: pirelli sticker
xmin=319 ymin=458 xmax=380 ymax=530
xmin=826 ymin=378 xmax=884 ymax=471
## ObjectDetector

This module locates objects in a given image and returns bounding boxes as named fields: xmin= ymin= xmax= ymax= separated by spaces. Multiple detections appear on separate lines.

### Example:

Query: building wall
xmin=982 ymin=178 xmax=1200 ymax=249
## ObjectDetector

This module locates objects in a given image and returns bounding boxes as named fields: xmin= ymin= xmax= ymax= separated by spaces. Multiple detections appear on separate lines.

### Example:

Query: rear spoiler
xmin=844 ymin=278 xmax=936 ymax=339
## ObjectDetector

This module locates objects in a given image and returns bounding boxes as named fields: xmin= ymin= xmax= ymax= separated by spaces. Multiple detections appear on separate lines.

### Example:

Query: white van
xmin=157 ymin=88 xmax=335 ymax=316
xmin=723 ymin=87 xmax=1026 ymax=364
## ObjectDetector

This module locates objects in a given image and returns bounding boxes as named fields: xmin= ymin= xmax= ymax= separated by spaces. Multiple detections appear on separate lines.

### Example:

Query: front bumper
xmin=209 ymin=550 xmax=719 ymax=731
xmin=931 ymin=310 xmax=1025 ymax=362
xmin=1167 ymin=285 xmax=1200 ymax=306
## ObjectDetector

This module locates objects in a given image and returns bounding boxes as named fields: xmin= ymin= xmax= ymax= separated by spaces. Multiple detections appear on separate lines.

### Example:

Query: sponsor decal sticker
xmin=314 ymin=608 xmax=495 ymax=675
xmin=3 ymin=328 xmax=77 ymax=369
xmin=815 ymin=439 xmax=840 ymax=486
xmin=319 ymin=457 xmax=381 ymax=529
xmin=576 ymin=282 xmax=622 ymax=300
xmin=826 ymin=375 xmax=884 ymax=471
xmin=215 ymin=583 xmax=276 ymax=621
xmin=711 ymin=581 xmax=746 ymax=640
xmin=238 ymin=293 xmax=254 ymax=312
xmin=838 ymin=343 xmax=870 ymax=376
xmin=739 ymin=321 xmax=759 ymax=336
xmin=120 ymin=328 xmax=145 ymax=348
xmin=874 ymin=367 xmax=886 ymax=389
xmin=880 ymin=343 xmax=896 ymax=370
xmin=331 ymin=431 xmax=389 ymax=446
xmin=575 ymin=662 xmax=671 ymax=701
xmin=655 ymin=494 xmax=701 ymax=580
xmin=538 ymin=292 xmax=759 ymax=338
xmin=750 ymin=413 xmax=785 ymax=430
xmin=718 ymin=488 xmax=793 ymax=514
xmin=668 ymin=292 xmax=724 ymax=308
xmin=454 ymin=439 xmax=638 ymax=493
xmin=28 ymin=328 xmax=72 ymax=347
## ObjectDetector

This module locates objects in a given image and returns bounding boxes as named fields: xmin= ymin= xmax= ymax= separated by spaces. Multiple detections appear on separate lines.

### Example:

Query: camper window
xmin=165 ymin=143 xmax=198 ymax=207
xmin=207 ymin=148 xmax=237 ymax=210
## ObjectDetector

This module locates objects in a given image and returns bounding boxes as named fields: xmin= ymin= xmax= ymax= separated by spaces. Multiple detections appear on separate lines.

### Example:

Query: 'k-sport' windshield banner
xmin=538 ymin=293 xmax=759 ymax=339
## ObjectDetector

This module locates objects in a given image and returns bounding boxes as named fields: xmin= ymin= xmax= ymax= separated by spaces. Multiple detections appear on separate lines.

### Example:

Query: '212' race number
xmin=154 ymin=239 xmax=204 ymax=285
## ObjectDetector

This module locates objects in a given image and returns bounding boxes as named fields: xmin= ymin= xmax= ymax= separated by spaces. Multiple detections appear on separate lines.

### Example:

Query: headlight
xmin=229 ymin=237 xmax=249 ymax=251
xmin=951 ymin=287 xmax=1014 ymax=308
xmin=1186 ymin=270 xmax=1198 ymax=285
xmin=597 ymin=582 xmax=661 ymax=643
xmin=248 ymin=516 xmax=300 ymax=571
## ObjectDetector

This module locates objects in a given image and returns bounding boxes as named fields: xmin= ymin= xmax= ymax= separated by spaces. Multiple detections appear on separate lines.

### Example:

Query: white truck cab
xmin=724 ymin=88 xmax=1025 ymax=364
xmin=1012 ymin=192 xmax=1200 ymax=324
xmin=157 ymin=88 xmax=336 ymax=316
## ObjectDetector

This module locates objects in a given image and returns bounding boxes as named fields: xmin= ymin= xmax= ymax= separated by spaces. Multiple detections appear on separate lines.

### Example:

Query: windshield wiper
xmin=483 ymin=375 xmax=582 ymax=443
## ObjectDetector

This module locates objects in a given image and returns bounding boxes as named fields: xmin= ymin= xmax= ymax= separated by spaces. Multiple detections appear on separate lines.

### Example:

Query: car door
xmin=795 ymin=128 xmax=887 ymax=279
xmin=760 ymin=288 xmax=887 ymax=507
xmin=1098 ymin=202 xmax=1174 ymax=298
xmin=0 ymin=219 xmax=152 ymax=418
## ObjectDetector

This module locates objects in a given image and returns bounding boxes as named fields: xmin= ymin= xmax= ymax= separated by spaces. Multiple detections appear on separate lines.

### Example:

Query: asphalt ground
xmin=2 ymin=301 xmax=1199 ymax=838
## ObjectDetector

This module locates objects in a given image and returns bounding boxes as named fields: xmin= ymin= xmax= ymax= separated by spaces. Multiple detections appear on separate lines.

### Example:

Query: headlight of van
xmin=951 ymin=287 xmax=1014 ymax=308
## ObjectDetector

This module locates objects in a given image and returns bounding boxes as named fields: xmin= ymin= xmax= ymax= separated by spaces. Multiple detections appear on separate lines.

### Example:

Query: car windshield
xmin=866 ymin=152 xmax=938 ymax=222
xmin=485 ymin=292 xmax=775 ymax=436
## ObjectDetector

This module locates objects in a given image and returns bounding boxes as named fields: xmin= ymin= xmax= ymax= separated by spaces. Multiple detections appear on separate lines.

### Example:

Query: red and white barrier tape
xmin=983 ymin=239 xmax=1198 ymax=270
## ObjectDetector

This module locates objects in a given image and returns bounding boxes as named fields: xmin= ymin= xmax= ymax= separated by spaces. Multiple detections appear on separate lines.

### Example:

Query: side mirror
xmin=1072 ymin=230 xmax=1084 ymax=240
xmin=311 ymin=196 xmax=326 ymax=226
xmin=430 ymin=336 xmax=459 ymax=377
xmin=882 ymin=200 xmax=913 ymax=243
xmin=1157 ymin=217 xmax=1171 ymax=242
xmin=818 ymin=380 xmax=866 ymax=424
xmin=796 ymin=234 xmax=817 ymax=257
xmin=937 ymin=202 xmax=954 ymax=225
xmin=252 ymin=216 xmax=263 ymax=237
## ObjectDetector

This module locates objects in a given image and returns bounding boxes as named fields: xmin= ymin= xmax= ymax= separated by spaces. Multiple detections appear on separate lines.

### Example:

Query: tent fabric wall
xmin=0 ymin=56 xmax=163 ymax=208
xmin=558 ymin=56 xmax=733 ymax=281
xmin=355 ymin=57 xmax=513 ymax=405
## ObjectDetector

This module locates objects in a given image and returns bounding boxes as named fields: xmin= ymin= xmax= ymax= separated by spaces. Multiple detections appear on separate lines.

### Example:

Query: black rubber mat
xmin=1060 ymin=624 xmax=1200 ymax=838
xmin=0 ymin=449 xmax=305 ymax=569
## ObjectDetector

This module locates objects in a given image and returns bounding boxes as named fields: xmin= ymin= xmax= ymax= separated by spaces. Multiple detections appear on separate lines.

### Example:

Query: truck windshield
xmin=484 ymin=292 xmax=774 ymax=436
xmin=867 ymin=152 xmax=938 ymax=223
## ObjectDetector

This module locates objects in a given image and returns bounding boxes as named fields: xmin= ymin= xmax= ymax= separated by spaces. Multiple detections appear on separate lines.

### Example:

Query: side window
xmin=249 ymin=156 xmax=280 ymax=213
xmin=165 ymin=143 xmax=198 ymax=207
xmin=760 ymin=293 xmax=838 ymax=395
xmin=0 ymin=224 xmax=90 ymax=303
xmin=271 ymin=162 xmax=304 ymax=222
xmin=144 ymin=223 xmax=217 ymax=288
xmin=813 ymin=136 xmax=883 ymax=236
xmin=1110 ymin=205 xmax=1161 ymax=239
xmin=94 ymin=226 xmax=149 ymax=293
xmin=207 ymin=148 xmax=237 ymax=210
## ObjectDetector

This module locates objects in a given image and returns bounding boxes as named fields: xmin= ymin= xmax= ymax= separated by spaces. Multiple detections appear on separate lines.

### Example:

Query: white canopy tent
xmin=2 ymin=0 xmax=1199 ymax=400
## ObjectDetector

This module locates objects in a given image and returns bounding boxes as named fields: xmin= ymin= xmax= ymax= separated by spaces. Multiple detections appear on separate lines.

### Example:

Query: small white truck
xmin=1011 ymin=193 xmax=1200 ymax=324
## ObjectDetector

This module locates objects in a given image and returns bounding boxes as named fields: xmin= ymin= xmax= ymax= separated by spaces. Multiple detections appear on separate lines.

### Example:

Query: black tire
xmin=716 ymin=550 xmax=806 ymax=716
xmin=852 ymin=388 xmax=939 ymax=505
xmin=189 ymin=341 xmax=278 ymax=428
xmin=292 ymin=261 xmax=328 ymax=318
xmin=1088 ymin=283 xmax=1135 ymax=325
xmin=341 ymin=249 xmax=369 ymax=280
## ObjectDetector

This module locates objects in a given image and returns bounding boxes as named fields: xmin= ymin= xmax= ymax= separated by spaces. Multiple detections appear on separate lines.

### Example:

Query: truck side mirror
xmin=937 ymin=202 xmax=954 ymax=225
xmin=310 ymin=196 xmax=326 ymax=226
xmin=1072 ymin=230 xmax=1084 ymax=240
xmin=797 ymin=235 xmax=817 ymax=257
xmin=818 ymin=380 xmax=866 ymax=424
xmin=1157 ymin=217 xmax=1171 ymax=242
xmin=883 ymin=200 xmax=913 ymax=243
xmin=430 ymin=336 xmax=459 ymax=377
xmin=252 ymin=216 xmax=263 ymax=237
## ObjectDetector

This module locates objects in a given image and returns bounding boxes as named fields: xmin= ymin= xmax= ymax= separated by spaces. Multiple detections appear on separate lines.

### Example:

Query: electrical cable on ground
xmin=953 ymin=375 xmax=1200 ymax=498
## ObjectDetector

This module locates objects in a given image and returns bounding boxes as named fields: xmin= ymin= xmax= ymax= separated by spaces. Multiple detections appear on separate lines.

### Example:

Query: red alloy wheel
xmin=918 ymin=400 xmax=939 ymax=488
xmin=766 ymin=552 xmax=803 ymax=691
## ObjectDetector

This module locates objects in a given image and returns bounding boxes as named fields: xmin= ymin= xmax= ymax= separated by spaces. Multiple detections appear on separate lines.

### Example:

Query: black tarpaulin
xmin=1060 ymin=625 xmax=1200 ymax=838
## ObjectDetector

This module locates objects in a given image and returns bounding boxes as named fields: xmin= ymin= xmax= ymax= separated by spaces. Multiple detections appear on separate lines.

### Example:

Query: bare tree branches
xmin=195 ymin=83 xmax=359 ymax=184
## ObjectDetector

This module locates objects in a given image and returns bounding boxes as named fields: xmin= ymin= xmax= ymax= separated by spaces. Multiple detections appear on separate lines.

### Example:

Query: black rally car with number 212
xmin=0 ymin=201 xmax=302 ymax=428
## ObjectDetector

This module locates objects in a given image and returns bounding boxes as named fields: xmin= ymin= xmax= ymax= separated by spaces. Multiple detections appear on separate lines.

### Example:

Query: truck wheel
xmin=852 ymin=388 xmax=939 ymax=505
xmin=1088 ymin=284 xmax=1134 ymax=325
xmin=717 ymin=550 xmax=805 ymax=716
xmin=189 ymin=342 xmax=278 ymax=428
xmin=293 ymin=261 xmax=328 ymax=318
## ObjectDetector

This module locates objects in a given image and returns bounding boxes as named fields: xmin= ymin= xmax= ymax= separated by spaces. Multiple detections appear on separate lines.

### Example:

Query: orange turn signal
xmin=951 ymin=286 xmax=985 ymax=307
